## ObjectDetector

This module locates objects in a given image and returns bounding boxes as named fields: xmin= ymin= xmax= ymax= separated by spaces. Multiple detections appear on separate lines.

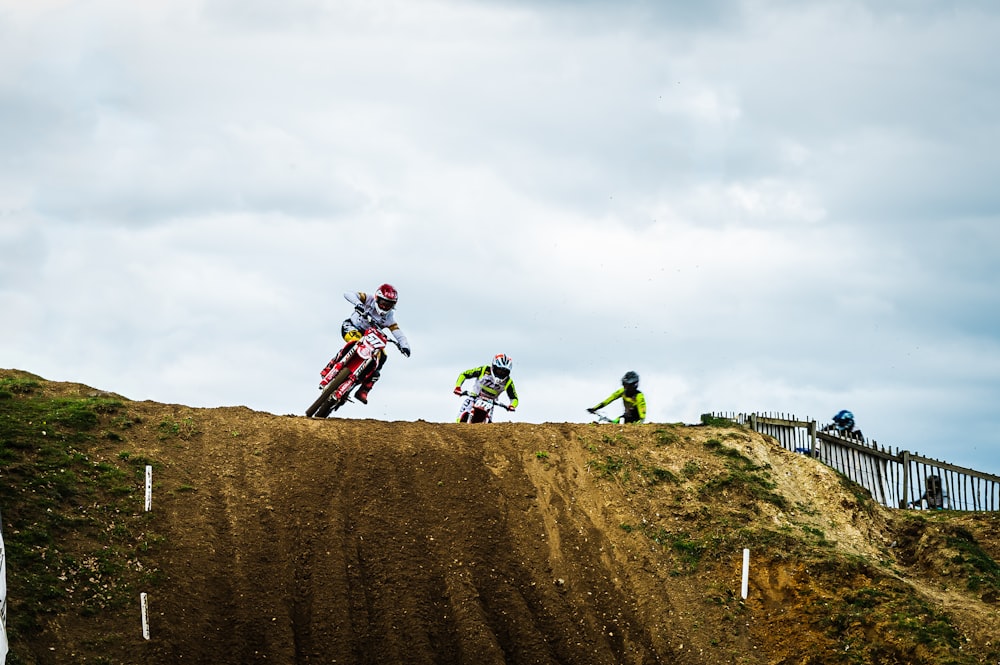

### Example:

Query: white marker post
xmin=144 ymin=465 xmax=152 ymax=512
xmin=140 ymin=592 xmax=150 ymax=640
xmin=741 ymin=548 xmax=750 ymax=600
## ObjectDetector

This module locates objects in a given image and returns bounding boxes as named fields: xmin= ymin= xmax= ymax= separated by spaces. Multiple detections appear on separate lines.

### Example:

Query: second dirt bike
xmin=457 ymin=391 xmax=513 ymax=423
xmin=306 ymin=314 xmax=401 ymax=418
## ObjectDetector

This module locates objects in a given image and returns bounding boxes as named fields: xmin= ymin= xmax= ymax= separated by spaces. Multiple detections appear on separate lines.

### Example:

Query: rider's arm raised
xmin=459 ymin=366 xmax=487 ymax=383
xmin=344 ymin=291 xmax=368 ymax=307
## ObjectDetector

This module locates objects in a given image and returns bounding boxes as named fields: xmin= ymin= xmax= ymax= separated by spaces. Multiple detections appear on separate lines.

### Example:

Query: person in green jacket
xmin=588 ymin=371 xmax=646 ymax=424
xmin=453 ymin=353 xmax=519 ymax=422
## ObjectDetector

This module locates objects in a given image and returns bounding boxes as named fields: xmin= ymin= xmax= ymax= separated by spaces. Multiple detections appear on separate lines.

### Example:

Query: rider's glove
xmin=400 ymin=346 xmax=411 ymax=357
xmin=453 ymin=386 xmax=463 ymax=395
xmin=587 ymin=407 xmax=597 ymax=414
xmin=508 ymin=406 xmax=516 ymax=412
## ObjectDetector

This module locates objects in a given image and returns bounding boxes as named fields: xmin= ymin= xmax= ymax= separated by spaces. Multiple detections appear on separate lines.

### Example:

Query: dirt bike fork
xmin=323 ymin=341 xmax=359 ymax=376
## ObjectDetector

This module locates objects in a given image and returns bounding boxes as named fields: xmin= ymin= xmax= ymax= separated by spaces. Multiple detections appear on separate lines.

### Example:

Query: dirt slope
xmin=3 ymin=371 xmax=999 ymax=664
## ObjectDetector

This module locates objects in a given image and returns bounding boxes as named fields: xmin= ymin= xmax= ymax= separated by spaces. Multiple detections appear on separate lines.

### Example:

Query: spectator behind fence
xmin=908 ymin=474 xmax=947 ymax=510
xmin=820 ymin=409 xmax=864 ymax=441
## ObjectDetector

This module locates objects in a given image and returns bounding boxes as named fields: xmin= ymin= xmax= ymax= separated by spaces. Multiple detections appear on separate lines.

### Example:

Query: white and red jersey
xmin=343 ymin=291 xmax=410 ymax=352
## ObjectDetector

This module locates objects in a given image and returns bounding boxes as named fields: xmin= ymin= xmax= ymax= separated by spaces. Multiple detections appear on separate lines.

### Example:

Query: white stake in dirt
xmin=144 ymin=465 xmax=152 ymax=512
xmin=741 ymin=548 xmax=750 ymax=599
xmin=140 ymin=592 xmax=150 ymax=640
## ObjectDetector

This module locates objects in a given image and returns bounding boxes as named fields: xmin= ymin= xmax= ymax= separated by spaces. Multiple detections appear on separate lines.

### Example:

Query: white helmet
xmin=492 ymin=353 xmax=512 ymax=380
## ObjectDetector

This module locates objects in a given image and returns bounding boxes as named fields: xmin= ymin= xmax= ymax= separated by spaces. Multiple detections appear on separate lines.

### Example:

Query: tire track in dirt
xmin=142 ymin=416 xmax=690 ymax=663
xmin=517 ymin=424 xmax=680 ymax=663
xmin=90 ymin=401 xmax=999 ymax=665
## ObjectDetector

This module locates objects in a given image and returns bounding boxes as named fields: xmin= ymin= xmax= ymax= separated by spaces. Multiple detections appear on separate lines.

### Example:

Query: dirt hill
xmin=1 ymin=368 xmax=999 ymax=664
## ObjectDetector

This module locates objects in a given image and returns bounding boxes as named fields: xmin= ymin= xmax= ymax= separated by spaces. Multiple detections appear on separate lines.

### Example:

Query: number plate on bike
xmin=357 ymin=330 xmax=387 ymax=359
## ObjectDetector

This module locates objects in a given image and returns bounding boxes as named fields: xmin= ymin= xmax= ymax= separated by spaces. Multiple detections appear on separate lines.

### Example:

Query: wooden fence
xmin=711 ymin=412 xmax=1000 ymax=512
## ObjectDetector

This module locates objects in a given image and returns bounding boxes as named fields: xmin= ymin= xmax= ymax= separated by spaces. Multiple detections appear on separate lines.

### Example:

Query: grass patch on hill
xmin=700 ymin=438 xmax=790 ymax=511
xmin=0 ymin=373 xmax=163 ymax=653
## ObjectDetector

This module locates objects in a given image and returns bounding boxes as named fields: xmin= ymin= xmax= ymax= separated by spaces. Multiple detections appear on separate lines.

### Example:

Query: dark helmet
xmin=374 ymin=283 xmax=398 ymax=315
xmin=832 ymin=409 xmax=855 ymax=431
xmin=622 ymin=371 xmax=639 ymax=391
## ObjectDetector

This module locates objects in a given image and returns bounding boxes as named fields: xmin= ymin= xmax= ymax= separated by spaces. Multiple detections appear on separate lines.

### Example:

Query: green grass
xmin=654 ymin=428 xmax=679 ymax=445
xmin=946 ymin=526 xmax=1000 ymax=593
xmin=586 ymin=454 xmax=678 ymax=487
xmin=681 ymin=461 xmax=701 ymax=478
xmin=820 ymin=576 xmax=970 ymax=663
xmin=800 ymin=524 xmax=833 ymax=546
xmin=587 ymin=454 xmax=626 ymax=478
xmin=0 ymin=374 xmax=162 ymax=646
xmin=157 ymin=416 xmax=200 ymax=440
xmin=699 ymin=414 xmax=741 ymax=428
xmin=700 ymin=439 xmax=790 ymax=511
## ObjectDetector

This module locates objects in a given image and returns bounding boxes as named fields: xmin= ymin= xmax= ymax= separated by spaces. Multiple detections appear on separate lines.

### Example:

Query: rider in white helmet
xmin=320 ymin=283 xmax=411 ymax=404
xmin=453 ymin=353 xmax=519 ymax=421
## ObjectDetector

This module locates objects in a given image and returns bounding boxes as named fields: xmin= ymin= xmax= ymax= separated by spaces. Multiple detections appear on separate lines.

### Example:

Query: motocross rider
xmin=319 ymin=283 xmax=411 ymax=404
xmin=453 ymin=354 xmax=519 ymax=422
xmin=821 ymin=409 xmax=864 ymax=441
xmin=588 ymin=371 xmax=646 ymax=424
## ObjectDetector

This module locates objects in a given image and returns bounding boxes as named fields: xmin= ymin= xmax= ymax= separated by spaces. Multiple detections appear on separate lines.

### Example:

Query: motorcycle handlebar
xmin=587 ymin=409 xmax=617 ymax=424
xmin=352 ymin=316 xmax=402 ymax=352
xmin=458 ymin=391 xmax=513 ymax=411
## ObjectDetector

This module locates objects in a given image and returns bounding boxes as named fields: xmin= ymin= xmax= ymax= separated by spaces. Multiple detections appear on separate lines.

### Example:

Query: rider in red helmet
xmin=320 ymin=283 xmax=411 ymax=403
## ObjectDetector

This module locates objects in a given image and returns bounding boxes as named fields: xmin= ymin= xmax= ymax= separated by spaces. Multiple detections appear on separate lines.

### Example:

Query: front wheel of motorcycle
xmin=306 ymin=366 xmax=352 ymax=418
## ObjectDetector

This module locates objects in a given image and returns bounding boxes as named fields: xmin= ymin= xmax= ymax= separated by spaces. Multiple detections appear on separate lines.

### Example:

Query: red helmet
xmin=375 ymin=283 xmax=398 ymax=314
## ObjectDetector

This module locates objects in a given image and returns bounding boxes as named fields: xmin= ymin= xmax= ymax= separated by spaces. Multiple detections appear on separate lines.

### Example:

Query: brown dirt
xmin=6 ymin=374 xmax=1000 ymax=664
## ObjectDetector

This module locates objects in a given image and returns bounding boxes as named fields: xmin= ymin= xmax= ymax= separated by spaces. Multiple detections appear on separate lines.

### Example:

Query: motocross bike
xmin=457 ymin=391 xmax=513 ymax=423
xmin=306 ymin=311 xmax=401 ymax=418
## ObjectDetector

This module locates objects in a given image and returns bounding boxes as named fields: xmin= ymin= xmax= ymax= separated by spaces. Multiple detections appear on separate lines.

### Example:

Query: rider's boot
xmin=354 ymin=370 xmax=380 ymax=404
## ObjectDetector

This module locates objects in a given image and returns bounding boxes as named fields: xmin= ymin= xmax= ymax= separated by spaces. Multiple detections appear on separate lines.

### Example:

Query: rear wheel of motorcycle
xmin=306 ymin=367 xmax=352 ymax=418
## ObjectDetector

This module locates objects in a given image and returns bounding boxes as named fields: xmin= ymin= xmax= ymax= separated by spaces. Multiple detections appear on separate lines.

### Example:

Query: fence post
xmin=749 ymin=413 xmax=758 ymax=433
xmin=808 ymin=420 xmax=817 ymax=457
xmin=900 ymin=451 xmax=911 ymax=508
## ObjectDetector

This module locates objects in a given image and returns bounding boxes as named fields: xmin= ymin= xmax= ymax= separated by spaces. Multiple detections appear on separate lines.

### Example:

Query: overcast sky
xmin=2 ymin=0 xmax=999 ymax=474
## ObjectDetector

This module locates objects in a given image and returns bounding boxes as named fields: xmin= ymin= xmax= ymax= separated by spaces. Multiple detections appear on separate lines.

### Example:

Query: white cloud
xmin=2 ymin=0 xmax=999 ymax=475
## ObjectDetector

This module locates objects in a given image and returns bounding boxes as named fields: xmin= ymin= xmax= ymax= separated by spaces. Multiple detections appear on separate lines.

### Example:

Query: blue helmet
xmin=832 ymin=409 xmax=855 ymax=431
